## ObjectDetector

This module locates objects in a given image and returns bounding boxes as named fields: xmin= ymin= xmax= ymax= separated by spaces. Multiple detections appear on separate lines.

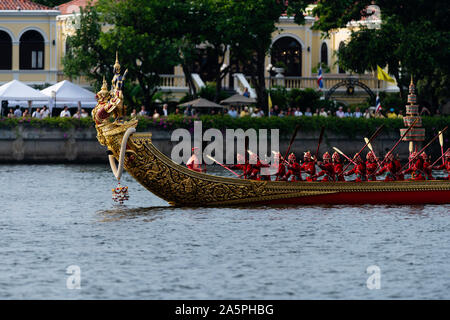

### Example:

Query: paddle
xmin=343 ymin=124 xmax=385 ymax=172
xmin=314 ymin=126 xmax=325 ymax=162
xmin=399 ymin=126 xmax=448 ymax=172
xmin=206 ymin=155 xmax=240 ymax=177
xmin=431 ymin=148 xmax=449 ymax=167
xmin=438 ymin=130 xmax=445 ymax=165
xmin=333 ymin=147 xmax=357 ymax=165
xmin=283 ymin=125 xmax=301 ymax=162
xmin=364 ymin=137 xmax=381 ymax=167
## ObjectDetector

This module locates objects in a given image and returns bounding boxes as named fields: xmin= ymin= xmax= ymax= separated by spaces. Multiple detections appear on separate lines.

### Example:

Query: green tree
xmin=310 ymin=0 xmax=450 ymax=109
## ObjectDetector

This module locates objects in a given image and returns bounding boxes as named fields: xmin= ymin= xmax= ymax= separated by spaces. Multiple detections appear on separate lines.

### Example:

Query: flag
xmin=268 ymin=93 xmax=272 ymax=117
xmin=317 ymin=65 xmax=323 ymax=89
xmin=375 ymin=94 xmax=382 ymax=113
xmin=377 ymin=65 xmax=396 ymax=83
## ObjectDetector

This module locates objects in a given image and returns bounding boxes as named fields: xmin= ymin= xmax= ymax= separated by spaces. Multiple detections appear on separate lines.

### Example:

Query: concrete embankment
xmin=0 ymin=126 xmax=434 ymax=163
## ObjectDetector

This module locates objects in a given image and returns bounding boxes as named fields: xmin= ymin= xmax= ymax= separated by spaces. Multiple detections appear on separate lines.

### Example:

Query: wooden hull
xmin=99 ymin=121 xmax=450 ymax=206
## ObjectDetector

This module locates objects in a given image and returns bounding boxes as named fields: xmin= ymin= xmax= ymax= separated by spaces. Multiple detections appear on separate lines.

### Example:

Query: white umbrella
xmin=0 ymin=80 xmax=50 ymax=116
xmin=0 ymin=80 xmax=49 ymax=100
xmin=41 ymin=80 xmax=97 ymax=108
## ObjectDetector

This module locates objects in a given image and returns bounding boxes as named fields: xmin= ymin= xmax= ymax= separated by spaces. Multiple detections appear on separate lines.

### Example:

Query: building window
xmin=338 ymin=42 xmax=346 ymax=74
xmin=20 ymin=30 xmax=45 ymax=70
xmin=271 ymin=37 xmax=302 ymax=76
xmin=320 ymin=42 xmax=328 ymax=66
xmin=0 ymin=31 xmax=12 ymax=70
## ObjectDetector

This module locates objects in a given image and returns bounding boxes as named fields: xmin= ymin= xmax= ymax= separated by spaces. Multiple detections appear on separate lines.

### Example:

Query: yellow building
xmin=0 ymin=0 xmax=60 ymax=85
xmin=0 ymin=1 xmax=388 ymax=101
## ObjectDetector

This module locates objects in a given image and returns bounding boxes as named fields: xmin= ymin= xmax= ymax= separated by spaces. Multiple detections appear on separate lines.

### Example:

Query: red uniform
xmin=376 ymin=160 xmax=397 ymax=181
xmin=403 ymin=158 xmax=425 ymax=180
xmin=274 ymin=162 xmax=286 ymax=181
xmin=284 ymin=161 xmax=302 ymax=181
xmin=345 ymin=162 xmax=367 ymax=182
xmin=366 ymin=161 xmax=378 ymax=181
xmin=433 ymin=157 xmax=450 ymax=180
xmin=301 ymin=161 xmax=316 ymax=181
xmin=248 ymin=160 xmax=269 ymax=180
xmin=334 ymin=163 xmax=345 ymax=181
xmin=423 ymin=160 xmax=434 ymax=180
xmin=316 ymin=162 xmax=335 ymax=181
xmin=394 ymin=159 xmax=404 ymax=181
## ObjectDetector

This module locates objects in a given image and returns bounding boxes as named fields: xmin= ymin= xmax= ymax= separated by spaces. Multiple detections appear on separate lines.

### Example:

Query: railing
xmin=233 ymin=73 xmax=257 ymax=98
xmin=245 ymin=74 xmax=385 ymax=91
xmin=158 ymin=74 xmax=188 ymax=91
xmin=191 ymin=73 xmax=205 ymax=91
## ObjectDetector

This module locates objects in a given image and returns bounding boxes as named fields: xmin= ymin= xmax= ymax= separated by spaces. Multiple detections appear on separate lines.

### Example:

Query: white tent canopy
xmin=41 ymin=80 xmax=97 ymax=108
xmin=0 ymin=80 xmax=49 ymax=101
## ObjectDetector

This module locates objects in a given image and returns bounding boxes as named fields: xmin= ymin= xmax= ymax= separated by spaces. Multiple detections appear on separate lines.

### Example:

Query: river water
xmin=0 ymin=164 xmax=449 ymax=299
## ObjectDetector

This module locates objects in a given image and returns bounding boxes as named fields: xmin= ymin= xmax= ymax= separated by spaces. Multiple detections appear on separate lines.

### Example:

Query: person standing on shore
xmin=13 ymin=106 xmax=22 ymax=118
xmin=32 ymin=108 xmax=42 ymax=119
xmin=40 ymin=106 xmax=50 ymax=118
xmin=7 ymin=108 xmax=14 ymax=118
xmin=60 ymin=106 xmax=71 ymax=118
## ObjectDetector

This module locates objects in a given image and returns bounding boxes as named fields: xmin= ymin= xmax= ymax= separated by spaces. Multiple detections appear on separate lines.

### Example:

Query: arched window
xmin=271 ymin=37 xmax=302 ymax=76
xmin=338 ymin=42 xmax=346 ymax=74
xmin=0 ymin=31 xmax=12 ymax=70
xmin=320 ymin=42 xmax=328 ymax=66
xmin=20 ymin=30 xmax=44 ymax=70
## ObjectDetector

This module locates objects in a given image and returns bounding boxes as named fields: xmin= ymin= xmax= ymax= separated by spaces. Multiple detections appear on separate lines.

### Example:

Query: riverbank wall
xmin=0 ymin=126 xmax=437 ymax=163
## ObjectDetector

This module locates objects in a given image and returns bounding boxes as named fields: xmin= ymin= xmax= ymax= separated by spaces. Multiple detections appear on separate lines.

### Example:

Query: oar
xmin=343 ymin=124 xmax=385 ymax=172
xmin=206 ymin=155 xmax=240 ymax=177
xmin=283 ymin=124 xmax=301 ymax=162
xmin=431 ymin=148 xmax=449 ymax=167
xmin=375 ymin=118 xmax=419 ymax=171
xmin=314 ymin=126 xmax=325 ymax=162
xmin=333 ymin=147 xmax=357 ymax=165
xmin=364 ymin=137 xmax=381 ymax=167
xmin=438 ymin=130 xmax=445 ymax=165
xmin=400 ymin=126 xmax=448 ymax=172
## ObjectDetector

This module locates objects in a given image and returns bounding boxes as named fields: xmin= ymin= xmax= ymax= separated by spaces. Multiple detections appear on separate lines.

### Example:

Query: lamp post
xmin=266 ymin=63 xmax=274 ymax=117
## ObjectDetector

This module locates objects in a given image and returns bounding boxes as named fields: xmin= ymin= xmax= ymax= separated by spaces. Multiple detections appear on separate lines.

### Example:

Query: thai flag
xmin=375 ymin=94 xmax=381 ymax=113
xmin=317 ymin=65 xmax=323 ymax=89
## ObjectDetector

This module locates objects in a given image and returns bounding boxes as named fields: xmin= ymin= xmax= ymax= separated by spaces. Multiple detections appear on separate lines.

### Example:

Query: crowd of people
xmin=128 ymin=103 xmax=439 ymax=120
xmin=186 ymin=147 xmax=450 ymax=181
xmin=5 ymin=105 xmax=90 ymax=119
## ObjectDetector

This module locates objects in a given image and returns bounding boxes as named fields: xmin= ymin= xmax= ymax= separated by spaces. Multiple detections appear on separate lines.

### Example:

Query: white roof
xmin=0 ymin=80 xmax=49 ymax=101
xmin=41 ymin=80 xmax=96 ymax=103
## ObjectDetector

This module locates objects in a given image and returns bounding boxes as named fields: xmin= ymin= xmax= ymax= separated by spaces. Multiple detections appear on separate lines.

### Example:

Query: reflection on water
xmin=0 ymin=164 xmax=449 ymax=299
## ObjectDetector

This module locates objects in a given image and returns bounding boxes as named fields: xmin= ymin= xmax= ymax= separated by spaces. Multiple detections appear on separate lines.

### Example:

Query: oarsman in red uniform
xmin=300 ymin=151 xmax=316 ymax=181
xmin=314 ymin=152 xmax=335 ymax=182
xmin=421 ymin=152 xmax=434 ymax=180
xmin=375 ymin=153 xmax=398 ymax=181
xmin=402 ymin=151 xmax=425 ymax=180
xmin=394 ymin=154 xmax=404 ymax=181
xmin=283 ymin=153 xmax=302 ymax=181
xmin=273 ymin=152 xmax=286 ymax=181
xmin=433 ymin=149 xmax=450 ymax=179
xmin=230 ymin=153 xmax=249 ymax=179
xmin=186 ymin=147 xmax=205 ymax=172
xmin=365 ymin=151 xmax=378 ymax=181
xmin=332 ymin=152 xmax=345 ymax=181
xmin=344 ymin=154 xmax=366 ymax=182
xmin=248 ymin=152 xmax=269 ymax=180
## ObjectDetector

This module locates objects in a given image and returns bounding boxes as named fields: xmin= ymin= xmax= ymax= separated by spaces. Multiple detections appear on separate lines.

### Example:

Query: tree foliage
xmin=31 ymin=0 xmax=66 ymax=8
xmin=311 ymin=0 xmax=450 ymax=108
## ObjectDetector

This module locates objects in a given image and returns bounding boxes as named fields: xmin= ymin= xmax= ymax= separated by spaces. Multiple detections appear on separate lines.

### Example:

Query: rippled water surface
xmin=1 ymin=164 xmax=449 ymax=299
